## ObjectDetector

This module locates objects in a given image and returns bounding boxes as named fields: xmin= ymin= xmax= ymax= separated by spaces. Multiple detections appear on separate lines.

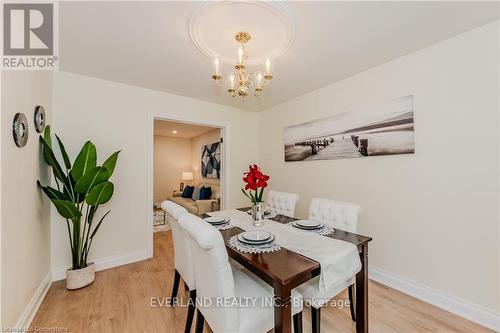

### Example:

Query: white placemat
xmin=211 ymin=222 xmax=234 ymax=231
xmin=209 ymin=209 xmax=361 ymax=293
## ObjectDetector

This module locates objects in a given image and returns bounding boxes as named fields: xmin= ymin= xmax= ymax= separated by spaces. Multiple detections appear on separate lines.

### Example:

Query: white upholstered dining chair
xmin=161 ymin=200 xmax=197 ymax=333
xmin=297 ymin=198 xmax=362 ymax=333
xmin=266 ymin=190 xmax=300 ymax=217
xmin=178 ymin=213 xmax=304 ymax=333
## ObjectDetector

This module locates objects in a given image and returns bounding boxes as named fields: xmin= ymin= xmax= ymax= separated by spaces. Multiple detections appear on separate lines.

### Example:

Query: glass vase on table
xmin=251 ymin=201 xmax=265 ymax=227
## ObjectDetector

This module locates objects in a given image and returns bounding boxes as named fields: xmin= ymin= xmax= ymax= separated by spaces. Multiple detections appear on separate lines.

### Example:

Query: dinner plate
xmin=292 ymin=221 xmax=323 ymax=230
xmin=204 ymin=216 xmax=228 ymax=225
xmin=237 ymin=233 xmax=275 ymax=245
xmin=296 ymin=220 xmax=322 ymax=228
xmin=241 ymin=230 xmax=271 ymax=242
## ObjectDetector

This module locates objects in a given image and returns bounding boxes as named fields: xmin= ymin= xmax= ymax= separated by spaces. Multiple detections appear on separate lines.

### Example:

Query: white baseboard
xmin=15 ymin=270 xmax=52 ymax=330
xmin=369 ymin=266 xmax=500 ymax=332
xmin=52 ymin=248 xmax=150 ymax=281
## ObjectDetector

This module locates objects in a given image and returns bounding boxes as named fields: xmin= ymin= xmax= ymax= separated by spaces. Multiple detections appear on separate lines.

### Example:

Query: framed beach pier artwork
xmin=284 ymin=95 xmax=415 ymax=162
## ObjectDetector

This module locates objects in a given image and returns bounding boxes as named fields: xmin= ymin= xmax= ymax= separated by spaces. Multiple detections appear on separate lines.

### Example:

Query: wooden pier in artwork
xmin=294 ymin=135 xmax=369 ymax=160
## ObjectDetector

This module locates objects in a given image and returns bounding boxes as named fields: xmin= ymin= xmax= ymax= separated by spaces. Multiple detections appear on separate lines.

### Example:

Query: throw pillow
xmin=191 ymin=186 xmax=201 ymax=200
xmin=181 ymin=186 xmax=194 ymax=198
xmin=199 ymin=186 xmax=212 ymax=200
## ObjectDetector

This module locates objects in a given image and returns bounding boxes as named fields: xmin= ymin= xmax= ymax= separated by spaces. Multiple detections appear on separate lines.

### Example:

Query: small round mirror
xmin=13 ymin=113 xmax=29 ymax=147
xmin=34 ymin=105 xmax=46 ymax=133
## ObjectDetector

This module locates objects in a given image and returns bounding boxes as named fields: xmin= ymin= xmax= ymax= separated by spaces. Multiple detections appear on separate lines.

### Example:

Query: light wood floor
xmin=31 ymin=232 xmax=493 ymax=333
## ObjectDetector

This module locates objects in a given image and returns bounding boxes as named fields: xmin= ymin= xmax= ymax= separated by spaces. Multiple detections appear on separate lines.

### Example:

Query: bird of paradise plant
xmin=37 ymin=126 xmax=120 ymax=270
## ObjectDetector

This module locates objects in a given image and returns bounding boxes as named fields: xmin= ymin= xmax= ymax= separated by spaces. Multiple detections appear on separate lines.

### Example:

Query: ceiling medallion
xmin=211 ymin=31 xmax=273 ymax=98
xmin=188 ymin=1 xmax=297 ymax=66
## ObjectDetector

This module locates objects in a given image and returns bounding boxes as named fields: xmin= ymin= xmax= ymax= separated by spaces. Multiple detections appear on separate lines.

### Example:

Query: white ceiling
xmin=59 ymin=1 xmax=499 ymax=112
xmin=154 ymin=120 xmax=218 ymax=139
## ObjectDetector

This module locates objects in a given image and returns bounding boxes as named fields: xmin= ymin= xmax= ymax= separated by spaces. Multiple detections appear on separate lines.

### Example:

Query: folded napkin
xmin=209 ymin=209 xmax=361 ymax=292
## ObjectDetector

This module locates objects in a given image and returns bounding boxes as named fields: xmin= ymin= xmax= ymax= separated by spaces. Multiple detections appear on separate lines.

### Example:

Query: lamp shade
xmin=182 ymin=172 xmax=194 ymax=181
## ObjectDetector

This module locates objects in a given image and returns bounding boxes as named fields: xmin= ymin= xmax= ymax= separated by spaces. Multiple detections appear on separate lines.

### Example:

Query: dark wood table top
xmin=201 ymin=207 xmax=372 ymax=287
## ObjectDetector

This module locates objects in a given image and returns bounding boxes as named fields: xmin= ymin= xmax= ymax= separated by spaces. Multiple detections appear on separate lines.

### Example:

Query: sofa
xmin=168 ymin=182 xmax=220 ymax=215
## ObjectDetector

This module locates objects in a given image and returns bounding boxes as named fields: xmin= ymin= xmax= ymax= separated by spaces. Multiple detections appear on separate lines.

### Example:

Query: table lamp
xmin=180 ymin=171 xmax=193 ymax=191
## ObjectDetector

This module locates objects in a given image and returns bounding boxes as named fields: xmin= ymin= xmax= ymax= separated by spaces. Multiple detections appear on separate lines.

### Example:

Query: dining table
xmin=201 ymin=207 xmax=373 ymax=333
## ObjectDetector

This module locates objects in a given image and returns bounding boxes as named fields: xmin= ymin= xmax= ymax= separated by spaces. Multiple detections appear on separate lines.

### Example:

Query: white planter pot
xmin=66 ymin=263 xmax=95 ymax=290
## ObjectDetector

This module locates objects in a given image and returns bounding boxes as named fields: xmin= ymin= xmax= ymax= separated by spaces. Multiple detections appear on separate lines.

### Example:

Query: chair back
xmin=266 ymin=190 xmax=300 ymax=217
xmin=161 ymin=201 xmax=194 ymax=289
xmin=308 ymin=198 xmax=361 ymax=233
xmin=178 ymin=213 xmax=238 ymax=332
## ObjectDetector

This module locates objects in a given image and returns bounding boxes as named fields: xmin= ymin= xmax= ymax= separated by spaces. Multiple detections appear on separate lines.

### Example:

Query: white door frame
xmin=147 ymin=112 xmax=230 ymax=257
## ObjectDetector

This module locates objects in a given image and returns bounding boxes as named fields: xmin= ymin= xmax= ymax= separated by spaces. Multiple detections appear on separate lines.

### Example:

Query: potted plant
xmin=241 ymin=164 xmax=270 ymax=226
xmin=37 ymin=126 xmax=120 ymax=289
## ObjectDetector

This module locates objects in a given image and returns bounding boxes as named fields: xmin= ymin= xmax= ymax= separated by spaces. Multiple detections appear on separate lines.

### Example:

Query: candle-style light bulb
xmin=214 ymin=57 xmax=220 ymax=75
xmin=212 ymin=57 xmax=221 ymax=80
xmin=264 ymin=58 xmax=273 ymax=80
xmin=255 ymin=72 xmax=263 ymax=94
xmin=228 ymin=73 xmax=236 ymax=97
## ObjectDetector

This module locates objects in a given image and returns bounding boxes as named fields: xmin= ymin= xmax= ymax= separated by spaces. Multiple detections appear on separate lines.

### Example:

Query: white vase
xmin=251 ymin=202 xmax=265 ymax=227
xmin=66 ymin=263 xmax=95 ymax=290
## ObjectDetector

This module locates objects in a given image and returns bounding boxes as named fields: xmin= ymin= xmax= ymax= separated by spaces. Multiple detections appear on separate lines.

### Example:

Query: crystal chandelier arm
xmin=213 ymin=75 xmax=227 ymax=88
xmin=248 ymin=71 xmax=269 ymax=88
xmin=248 ymin=74 xmax=257 ymax=96
xmin=259 ymin=75 xmax=271 ymax=87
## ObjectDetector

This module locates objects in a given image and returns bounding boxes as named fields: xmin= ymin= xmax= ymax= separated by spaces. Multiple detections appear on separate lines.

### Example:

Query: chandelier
xmin=211 ymin=32 xmax=273 ymax=98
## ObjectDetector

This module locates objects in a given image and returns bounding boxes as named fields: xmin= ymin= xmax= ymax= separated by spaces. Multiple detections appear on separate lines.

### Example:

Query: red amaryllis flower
xmin=245 ymin=183 xmax=257 ymax=191
xmin=241 ymin=164 xmax=270 ymax=202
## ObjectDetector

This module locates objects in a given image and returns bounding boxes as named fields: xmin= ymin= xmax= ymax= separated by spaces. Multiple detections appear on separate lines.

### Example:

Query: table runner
xmin=208 ymin=209 xmax=361 ymax=293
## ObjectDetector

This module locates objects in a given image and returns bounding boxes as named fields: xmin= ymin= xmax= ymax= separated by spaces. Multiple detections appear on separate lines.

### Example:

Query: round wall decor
xmin=34 ymin=105 xmax=46 ymax=133
xmin=13 ymin=113 xmax=29 ymax=147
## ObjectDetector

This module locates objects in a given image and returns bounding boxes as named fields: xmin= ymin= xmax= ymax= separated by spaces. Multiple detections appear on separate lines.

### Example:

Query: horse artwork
xmin=201 ymin=142 xmax=221 ymax=178
xmin=284 ymin=95 xmax=415 ymax=161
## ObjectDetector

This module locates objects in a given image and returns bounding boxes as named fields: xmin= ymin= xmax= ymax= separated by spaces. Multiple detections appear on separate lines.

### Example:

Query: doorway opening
xmin=150 ymin=117 xmax=227 ymax=240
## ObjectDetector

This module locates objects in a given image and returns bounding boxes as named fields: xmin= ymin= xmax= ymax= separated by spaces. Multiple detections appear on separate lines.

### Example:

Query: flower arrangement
xmin=241 ymin=164 xmax=270 ymax=203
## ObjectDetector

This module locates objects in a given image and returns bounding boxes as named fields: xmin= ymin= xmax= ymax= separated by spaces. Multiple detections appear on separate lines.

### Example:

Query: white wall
xmin=259 ymin=21 xmax=499 ymax=319
xmin=1 ymin=71 xmax=53 ymax=327
xmin=153 ymin=135 xmax=192 ymax=202
xmin=51 ymin=71 xmax=259 ymax=273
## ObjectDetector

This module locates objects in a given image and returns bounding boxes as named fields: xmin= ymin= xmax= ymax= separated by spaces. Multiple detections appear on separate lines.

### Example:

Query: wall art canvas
xmin=201 ymin=142 xmax=221 ymax=178
xmin=284 ymin=95 xmax=415 ymax=162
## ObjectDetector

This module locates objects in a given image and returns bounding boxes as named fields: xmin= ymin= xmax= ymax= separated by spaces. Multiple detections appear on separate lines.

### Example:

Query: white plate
xmin=292 ymin=221 xmax=323 ymax=230
xmin=241 ymin=230 xmax=272 ymax=242
xmin=204 ymin=216 xmax=226 ymax=225
xmin=237 ymin=233 xmax=275 ymax=245
xmin=296 ymin=220 xmax=321 ymax=228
